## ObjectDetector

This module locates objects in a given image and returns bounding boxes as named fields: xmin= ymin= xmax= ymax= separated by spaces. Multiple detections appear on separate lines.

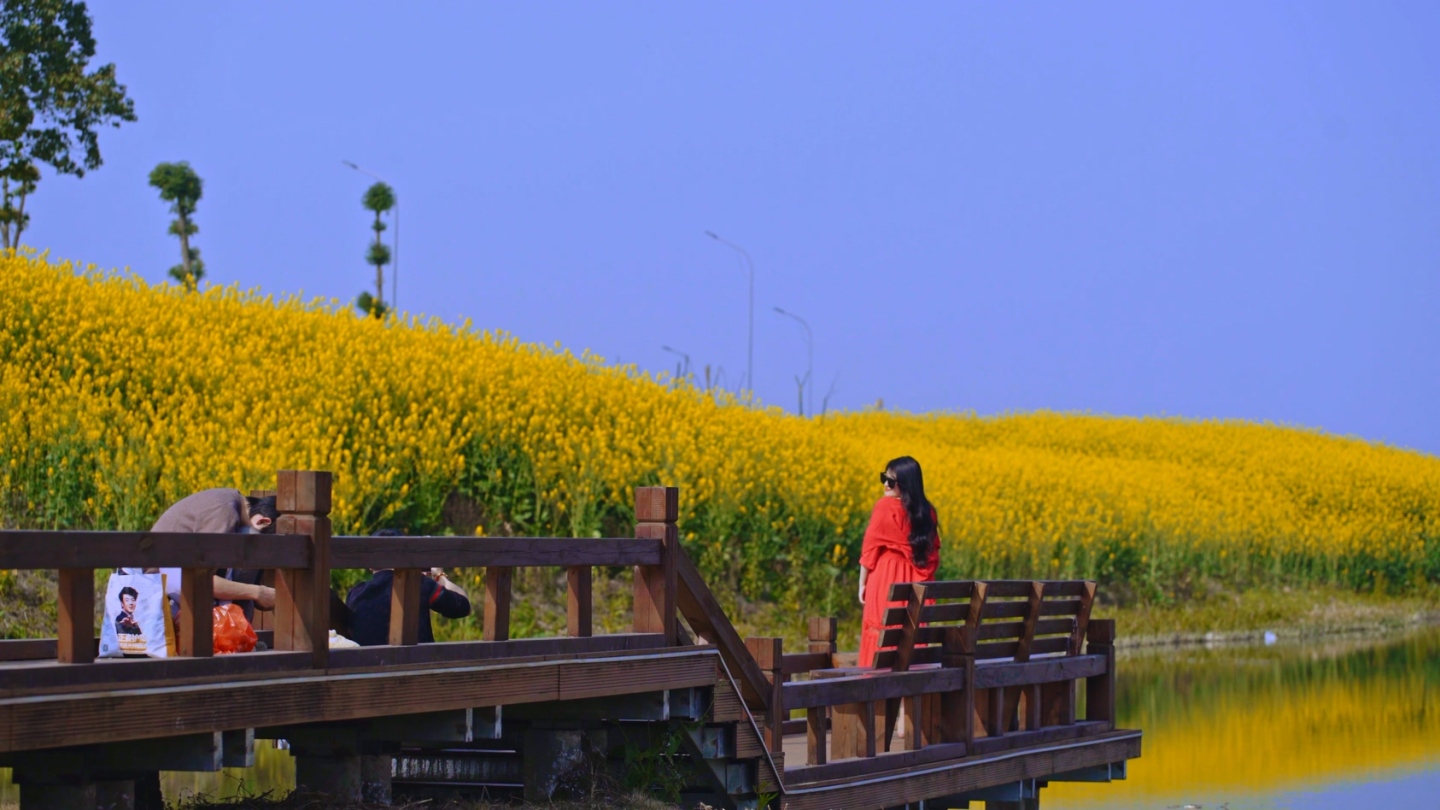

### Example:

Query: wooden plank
xmin=889 ymin=581 xmax=973 ymax=601
xmin=1041 ymin=679 xmax=1074 ymax=727
xmin=977 ymin=580 xmax=1091 ymax=598
xmin=0 ymin=532 xmax=310 ymax=570
xmin=873 ymin=646 xmax=941 ymax=669
xmin=784 ymin=741 xmax=969 ymax=785
xmin=967 ymin=719 xmax=1113 ymax=756
xmin=388 ymin=568 xmax=421 ymax=646
xmin=673 ymin=544 xmax=773 ymax=710
xmin=711 ymin=677 xmax=747 ymax=723
xmin=56 ymin=569 xmax=94 ymax=664
xmin=983 ymin=598 xmax=1084 ymax=620
xmin=330 ymin=536 xmax=661 ymax=569
xmin=783 ymin=652 xmax=835 ymax=677
xmin=179 ymin=567 xmax=214 ymax=657
xmin=882 ymin=616 xmax=1076 ymax=648
xmin=0 ymin=631 xmax=275 ymax=663
xmin=0 ymin=650 xmax=316 ymax=696
xmin=778 ymin=732 xmax=1140 ymax=810
xmin=566 ymin=565 xmax=593 ymax=637
xmin=783 ymin=668 xmax=968 ymax=710
xmin=330 ymin=634 xmax=667 ymax=668
xmin=484 ymin=566 xmax=512 ymax=642
xmin=972 ymin=654 xmax=1107 ymax=689
xmin=0 ymin=649 xmax=720 ymax=753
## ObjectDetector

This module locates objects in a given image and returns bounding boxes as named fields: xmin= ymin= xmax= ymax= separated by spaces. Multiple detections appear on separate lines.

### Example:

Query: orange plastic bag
xmin=213 ymin=603 xmax=258 ymax=654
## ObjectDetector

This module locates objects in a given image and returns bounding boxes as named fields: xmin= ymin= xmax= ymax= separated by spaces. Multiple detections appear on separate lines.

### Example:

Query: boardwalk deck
xmin=0 ymin=472 xmax=1139 ymax=809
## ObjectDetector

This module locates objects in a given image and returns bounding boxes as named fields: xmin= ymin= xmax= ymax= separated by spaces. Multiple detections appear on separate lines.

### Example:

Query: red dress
xmin=858 ymin=497 xmax=940 ymax=668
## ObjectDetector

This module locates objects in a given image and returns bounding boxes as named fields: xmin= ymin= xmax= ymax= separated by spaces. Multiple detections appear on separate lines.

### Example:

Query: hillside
xmin=1 ymin=252 xmax=1437 ymax=635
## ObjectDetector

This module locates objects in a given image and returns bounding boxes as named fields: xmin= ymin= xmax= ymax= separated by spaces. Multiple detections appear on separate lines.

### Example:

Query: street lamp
xmin=660 ymin=345 xmax=691 ymax=379
xmin=342 ymin=160 xmax=400 ymax=313
xmin=773 ymin=306 xmax=813 ymax=416
xmin=704 ymin=231 xmax=754 ymax=395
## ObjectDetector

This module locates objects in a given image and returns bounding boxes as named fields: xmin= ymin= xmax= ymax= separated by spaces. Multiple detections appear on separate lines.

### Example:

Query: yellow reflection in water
xmin=1052 ymin=627 xmax=1440 ymax=807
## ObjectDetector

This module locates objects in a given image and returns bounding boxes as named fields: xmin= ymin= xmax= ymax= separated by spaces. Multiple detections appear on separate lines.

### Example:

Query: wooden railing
xmin=743 ymin=579 xmax=1117 ymax=781
xmin=0 ymin=472 xmax=1123 ymax=782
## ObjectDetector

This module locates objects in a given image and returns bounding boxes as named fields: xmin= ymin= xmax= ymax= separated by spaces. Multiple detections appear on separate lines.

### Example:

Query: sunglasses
xmin=880 ymin=473 xmax=897 ymax=488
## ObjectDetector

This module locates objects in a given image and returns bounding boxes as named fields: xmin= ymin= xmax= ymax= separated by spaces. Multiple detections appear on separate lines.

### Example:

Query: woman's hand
xmin=857 ymin=566 xmax=869 ymax=606
xmin=857 ymin=582 xmax=866 ymax=606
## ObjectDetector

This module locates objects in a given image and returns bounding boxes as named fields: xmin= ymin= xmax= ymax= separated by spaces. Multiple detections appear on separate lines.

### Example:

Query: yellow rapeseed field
xmin=1 ymin=252 xmax=1437 ymax=610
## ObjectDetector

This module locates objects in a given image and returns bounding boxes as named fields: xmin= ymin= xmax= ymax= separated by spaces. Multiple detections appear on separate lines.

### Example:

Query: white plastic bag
xmin=99 ymin=570 xmax=175 ymax=658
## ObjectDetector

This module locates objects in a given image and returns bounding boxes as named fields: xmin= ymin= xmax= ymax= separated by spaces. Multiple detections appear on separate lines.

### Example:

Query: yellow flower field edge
xmin=1 ymin=251 xmax=1438 ymax=629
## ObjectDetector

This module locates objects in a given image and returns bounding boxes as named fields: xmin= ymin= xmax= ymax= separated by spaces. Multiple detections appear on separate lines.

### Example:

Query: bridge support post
xmin=294 ymin=753 xmax=363 ymax=802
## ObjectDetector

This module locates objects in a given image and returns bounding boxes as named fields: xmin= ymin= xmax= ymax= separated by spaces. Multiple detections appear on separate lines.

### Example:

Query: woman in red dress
xmin=858 ymin=455 xmax=940 ymax=668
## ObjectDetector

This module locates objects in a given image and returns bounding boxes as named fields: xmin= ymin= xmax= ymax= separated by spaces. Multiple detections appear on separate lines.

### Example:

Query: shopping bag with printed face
xmin=99 ymin=569 xmax=172 ymax=658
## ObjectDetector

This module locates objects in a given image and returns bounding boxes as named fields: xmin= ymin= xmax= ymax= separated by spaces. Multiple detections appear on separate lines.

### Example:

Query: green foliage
xmin=149 ymin=161 xmax=205 ymax=288
xmin=362 ymin=181 xmax=395 ymax=215
xmin=355 ymin=290 xmax=388 ymax=319
xmin=618 ymin=722 xmax=689 ymax=804
xmin=149 ymin=161 xmax=203 ymax=217
xmin=360 ymin=181 xmax=394 ymax=312
xmin=366 ymin=242 xmax=391 ymax=268
xmin=0 ymin=0 xmax=135 ymax=249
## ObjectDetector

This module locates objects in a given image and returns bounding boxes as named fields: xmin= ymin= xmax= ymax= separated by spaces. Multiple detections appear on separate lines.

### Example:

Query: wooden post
xmin=274 ymin=470 xmax=332 ymax=669
xmin=808 ymin=616 xmax=838 ymax=664
xmin=56 ymin=569 xmax=94 ymax=664
xmin=389 ymin=568 xmax=421 ymax=646
xmin=567 ymin=565 xmax=592 ymax=637
xmin=940 ymin=626 xmax=974 ymax=747
xmin=1086 ymin=618 xmax=1116 ymax=727
xmin=745 ymin=636 xmax=784 ymax=752
xmin=633 ymin=486 xmax=678 ymax=645
xmin=484 ymin=567 xmax=512 ymax=642
xmin=179 ymin=567 xmax=214 ymax=657
xmin=884 ymin=583 xmax=925 ymax=751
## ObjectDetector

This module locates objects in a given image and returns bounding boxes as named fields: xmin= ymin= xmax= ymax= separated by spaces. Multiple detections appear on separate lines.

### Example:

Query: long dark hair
xmin=886 ymin=456 xmax=937 ymax=567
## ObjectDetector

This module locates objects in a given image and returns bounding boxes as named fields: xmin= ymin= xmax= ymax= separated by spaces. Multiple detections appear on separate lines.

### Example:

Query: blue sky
xmin=27 ymin=2 xmax=1440 ymax=453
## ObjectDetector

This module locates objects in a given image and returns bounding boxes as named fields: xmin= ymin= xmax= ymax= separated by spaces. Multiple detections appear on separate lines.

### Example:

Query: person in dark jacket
xmin=345 ymin=551 xmax=472 ymax=646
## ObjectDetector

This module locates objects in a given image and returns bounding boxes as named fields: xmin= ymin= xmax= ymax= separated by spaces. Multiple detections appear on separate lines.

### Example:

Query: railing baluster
xmin=56 ymin=568 xmax=94 ymax=664
xmin=179 ymin=566 xmax=214 ymax=657
xmin=566 ymin=565 xmax=592 ymax=637
xmin=484 ymin=567 xmax=512 ymax=642
xmin=389 ymin=568 xmax=421 ymax=646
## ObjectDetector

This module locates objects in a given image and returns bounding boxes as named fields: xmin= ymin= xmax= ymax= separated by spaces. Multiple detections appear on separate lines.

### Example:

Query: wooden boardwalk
xmin=0 ymin=471 xmax=1139 ymax=809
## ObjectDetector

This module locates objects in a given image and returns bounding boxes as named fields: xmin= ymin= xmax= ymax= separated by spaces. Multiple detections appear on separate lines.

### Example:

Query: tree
xmin=0 ymin=0 xmax=136 ymax=251
xmin=148 ymin=161 xmax=204 ymax=289
xmin=358 ymin=181 xmax=394 ymax=318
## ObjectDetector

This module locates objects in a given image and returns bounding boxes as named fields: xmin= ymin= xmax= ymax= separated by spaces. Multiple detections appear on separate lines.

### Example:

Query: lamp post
xmin=660 ymin=345 xmax=692 ymax=379
xmin=773 ymin=306 xmax=813 ymax=416
xmin=704 ymin=231 xmax=754 ymax=396
xmin=342 ymin=160 xmax=400 ymax=313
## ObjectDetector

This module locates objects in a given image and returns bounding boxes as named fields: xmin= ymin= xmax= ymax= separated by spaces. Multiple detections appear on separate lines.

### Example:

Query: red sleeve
xmin=859 ymin=499 xmax=905 ymax=570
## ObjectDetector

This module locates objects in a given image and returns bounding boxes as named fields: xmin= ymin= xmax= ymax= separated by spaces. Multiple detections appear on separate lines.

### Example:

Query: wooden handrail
xmin=673 ymin=542 xmax=775 ymax=711
xmin=330 ymin=535 xmax=662 ymax=569
xmin=0 ymin=532 xmax=311 ymax=569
